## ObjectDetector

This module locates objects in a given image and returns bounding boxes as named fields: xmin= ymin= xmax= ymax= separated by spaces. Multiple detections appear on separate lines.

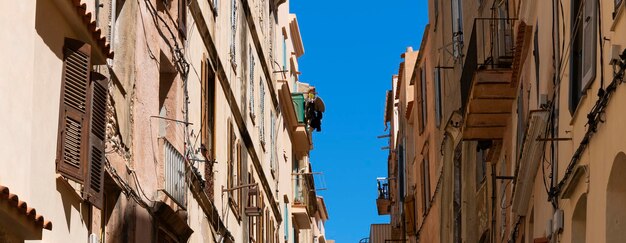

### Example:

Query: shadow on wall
xmin=35 ymin=0 xmax=64 ymax=61
xmin=607 ymin=152 xmax=626 ymax=243
xmin=55 ymin=178 xmax=84 ymax=232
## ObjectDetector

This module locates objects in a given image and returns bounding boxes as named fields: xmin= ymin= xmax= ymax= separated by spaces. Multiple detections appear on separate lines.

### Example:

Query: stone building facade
xmin=378 ymin=0 xmax=626 ymax=242
xmin=0 ymin=0 xmax=329 ymax=242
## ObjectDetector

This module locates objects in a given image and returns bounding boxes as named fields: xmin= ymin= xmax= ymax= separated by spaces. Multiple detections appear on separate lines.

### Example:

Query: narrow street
xmin=1 ymin=0 xmax=626 ymax=243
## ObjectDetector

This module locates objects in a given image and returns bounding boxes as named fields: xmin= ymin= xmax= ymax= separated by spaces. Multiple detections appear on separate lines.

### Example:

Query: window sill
xmin=612 ymin=2 xmax=625 ymax=31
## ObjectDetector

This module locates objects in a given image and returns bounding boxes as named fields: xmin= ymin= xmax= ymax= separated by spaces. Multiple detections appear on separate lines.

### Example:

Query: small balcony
xmin=292 ymin=93 xmax=312 ymax=153
xmin=460 ymin=18 xmax=531 ymax=140
xmin=292 ymin=172 xmax=316 ymax=229
xmin=277 ymin=82 xmax=312 ymax=153
xmin=376 ymin=177 xmax=391 ymax=215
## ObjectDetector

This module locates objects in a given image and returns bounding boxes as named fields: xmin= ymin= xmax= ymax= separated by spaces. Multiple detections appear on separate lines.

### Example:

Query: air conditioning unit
xmin=610 ymin=45 xmax=623 ymax=65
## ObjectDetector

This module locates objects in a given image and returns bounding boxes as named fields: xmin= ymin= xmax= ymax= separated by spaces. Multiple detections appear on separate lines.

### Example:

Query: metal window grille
xmin=164 ymin=140 xmax=186 ymax=206
xmin=230 ymin=0 xmax=237 ymax=62
xmin=270 ymin=111 xmax=277 ymax=174
xmin=259 ymin=78 xmax=265 ymax=143
xmin=250 ymin=47 xmax=255 ymax=116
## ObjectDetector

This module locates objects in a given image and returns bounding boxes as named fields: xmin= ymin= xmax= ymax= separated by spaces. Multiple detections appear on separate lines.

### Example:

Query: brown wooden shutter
xmin=84 ymin=72 xmax=108 ymax=209
xmin=405 ymin=195 xmax=416 ymax=235
xmin=57 ymin=38 xmax=92 ymax=183
xmin=178 ymin=0 xmax=187 ymax=38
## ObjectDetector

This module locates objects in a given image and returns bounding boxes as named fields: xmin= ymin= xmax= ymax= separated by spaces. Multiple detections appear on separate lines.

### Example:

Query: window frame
xmin=421 ymin=155 xmax=431 ymax=215
xmin=434 ymin=67 xmax=442 ymax=127
xmin=249 ymin=46 xmax=256 ymax=120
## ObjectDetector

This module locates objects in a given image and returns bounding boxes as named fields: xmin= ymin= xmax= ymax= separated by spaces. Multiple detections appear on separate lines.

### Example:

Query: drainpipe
xmin=551 ymin=0 xmax=561 ymax=242
xmin=491 ymin=162 xmax=497 ymax=243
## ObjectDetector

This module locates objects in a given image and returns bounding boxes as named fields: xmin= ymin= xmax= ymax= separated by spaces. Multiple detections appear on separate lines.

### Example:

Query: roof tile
xmin=0 ymin=184 xmax=52 ymax=231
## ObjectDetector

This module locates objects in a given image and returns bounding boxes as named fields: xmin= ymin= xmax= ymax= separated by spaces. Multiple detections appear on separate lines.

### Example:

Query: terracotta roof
xmin=0 ymin=185 xmax=53 ymax=231
xmin=70 ymin=0 xmax=114 ymax=58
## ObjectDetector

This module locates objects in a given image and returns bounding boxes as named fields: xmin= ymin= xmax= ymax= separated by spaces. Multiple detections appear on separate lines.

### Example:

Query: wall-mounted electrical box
xmin=553 ymin=209 xmax=564 ymax=234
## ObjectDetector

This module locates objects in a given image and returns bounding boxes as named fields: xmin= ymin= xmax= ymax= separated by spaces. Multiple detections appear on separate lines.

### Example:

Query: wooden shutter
xmin=178 ymin=0 xmax=187 ymax=38
xmin=57 ymin=38 xmax=92 ymax=183
xmin=84 ymin=72 xmax=108 ymax=209
xmin=582 ymin=0 xmax=597 ymax=89
xmin=405 ymin=195 xmax=416 ymax=235
xmin=201 ymin=56 xmax=216 ymax=200
xmin=434 ymin=67 xmax=441 ymax=127
xmin=257 ymin=193 xmax=264 ymax=242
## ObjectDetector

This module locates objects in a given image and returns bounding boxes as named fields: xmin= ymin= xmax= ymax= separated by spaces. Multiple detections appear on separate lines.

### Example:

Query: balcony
xmin=277 ymin=82 xmax=312 ymax=153
xmin=376 ymin=177 xmax=391 ymax=215
xmin=292 ymin=172 xmax=316 ymax=229
xmin=460 ymin=18 xmax=532 ymax=140
xmin=292 ymin=93 xmax=312 ymax=153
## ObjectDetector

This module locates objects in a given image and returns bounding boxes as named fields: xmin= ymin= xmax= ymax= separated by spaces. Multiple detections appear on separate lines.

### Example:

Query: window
xmin=227 ymin=122 xmax=241 ymax=218
xmin=258 ymin=0 xmax=266 ymax=36
xmin=534 ymin=25 xmax=540 ymax=104
xmin=419 ymin=66 xmax=428 ymax=133
xmin=267 ymin=215 xmax=276 ymax=243
xmin=284 ymin=203 xmax=289 ymax=241
xmin=434 ymin=67 xmax=442 ymax=127
xmin=451 ymin=0 xmax=463 ymax=58
xmin=230 ymin=0 xmax=237 ymax=64
xmin=248 ymin=173 xmax=258 ymax=243
xmin=259 ymin=78 xmax=266 ymax=144
xmin=433 ymin=0 xmax=439 ymax=30
xmin=249 ymin=47 xmax=256 ymax=118
xmin=57 ymin=38 xmax=107 ymax=209
xmin=421 ymin=155 xmax=431 ymax=213
xmin=164 ymin=140 xmax=186 ymax=206
xmin=569 ymin=0 xmax=597 ymax=113
xmin=178 ymin=0 xmax=187 ymax=38
xmin=270 ymin=110 xmax=277 ymax=175
xmin=269 ymin=13 xmax=275 ymax=64
xmin=282 ymin=37 xmax=287 ymax=70
xmin=201 ymin=55 xmax=216 ymax=199
xmin=257 ymin=194 xmax=265 ymax=242
xmin=476 ymin=144 xmax=486 ymax=187
xmin=210 ymin=0 xmax=218 ymax=15
xmin=516 ymin=84 xmax=526 ymax=158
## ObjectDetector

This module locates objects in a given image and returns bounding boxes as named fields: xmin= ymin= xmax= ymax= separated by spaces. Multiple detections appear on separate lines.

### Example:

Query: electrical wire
xmin=550 ymin=53 xmax=626 ymax=200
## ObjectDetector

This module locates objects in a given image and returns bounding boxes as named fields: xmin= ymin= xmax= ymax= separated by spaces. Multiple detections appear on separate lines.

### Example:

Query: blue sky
xmin=291 ymin=1 xmax=428 ymax=242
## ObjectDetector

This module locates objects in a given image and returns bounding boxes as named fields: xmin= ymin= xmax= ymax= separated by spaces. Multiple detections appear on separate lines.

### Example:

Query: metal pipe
xmin=221 ymin=183 xmax=258 ymax=192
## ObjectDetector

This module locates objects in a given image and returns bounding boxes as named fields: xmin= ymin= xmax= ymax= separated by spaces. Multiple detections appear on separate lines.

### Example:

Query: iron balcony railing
xmin=164 ymin=139 xmax=187 ymax=206
xmin=293 ymin=172 xmax=316 ymax=213
xmin=377 ymin=177 xmax=390 ymax=200
xmin=460 ymin=17 xmax=517 ymax=111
